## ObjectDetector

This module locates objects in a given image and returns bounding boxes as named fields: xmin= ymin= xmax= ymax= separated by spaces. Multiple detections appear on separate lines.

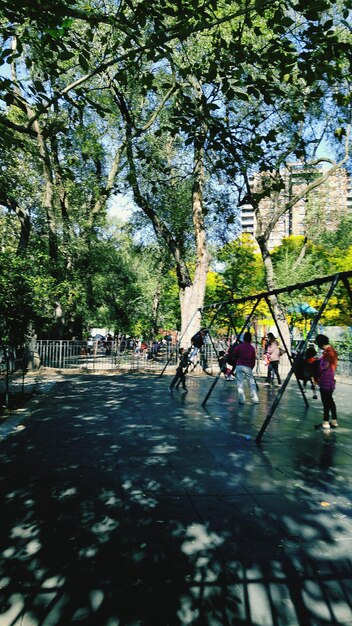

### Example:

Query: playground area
xmin=0 ymin=368 xmax=352 ymax=625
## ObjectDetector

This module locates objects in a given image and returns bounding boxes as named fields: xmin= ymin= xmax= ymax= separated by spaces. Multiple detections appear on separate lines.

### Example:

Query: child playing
xmin=303 ymin=346 xmax=319 ymax=399
xmin=218 ymin=350 xmax=234 ymax=380
xmin=169 ymin=348 xmax=191 ymax=393
xmin=264 ymin=332 xmax=282 ymax=386
xmin=189 ymin=328 xmax=208 ymax=363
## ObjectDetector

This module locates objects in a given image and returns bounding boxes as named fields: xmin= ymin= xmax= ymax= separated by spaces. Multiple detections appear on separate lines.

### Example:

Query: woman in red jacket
xmin=230 ymin=331 xmax=259 ymax=404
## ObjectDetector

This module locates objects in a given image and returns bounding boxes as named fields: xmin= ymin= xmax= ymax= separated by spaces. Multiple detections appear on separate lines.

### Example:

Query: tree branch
xmin=17 ymin=0 xmax=282 ymax=131
xmin=115 ymin=89 xmax=192 ymax=288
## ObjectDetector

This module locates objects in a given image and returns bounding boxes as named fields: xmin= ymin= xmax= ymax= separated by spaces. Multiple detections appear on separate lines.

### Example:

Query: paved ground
xmin=0 ymin=369 xmax=352 ymax=626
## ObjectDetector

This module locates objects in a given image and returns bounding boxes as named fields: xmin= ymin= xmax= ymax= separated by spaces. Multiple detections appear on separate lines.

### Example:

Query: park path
xmin=0 ymin=370 xmax=352 ymax=625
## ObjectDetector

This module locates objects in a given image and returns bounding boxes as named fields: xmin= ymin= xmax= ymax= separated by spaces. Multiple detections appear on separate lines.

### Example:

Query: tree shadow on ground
xmin=0 ymin=375 xmax=351 ymax=625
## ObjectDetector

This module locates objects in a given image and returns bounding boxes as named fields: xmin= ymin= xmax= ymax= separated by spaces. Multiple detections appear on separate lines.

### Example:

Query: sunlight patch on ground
xmin=181 ymin=523 xmax=224 ymax=555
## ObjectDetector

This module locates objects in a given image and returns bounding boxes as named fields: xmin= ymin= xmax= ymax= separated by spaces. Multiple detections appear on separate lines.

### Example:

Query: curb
xmin=0 ymin=377 xmax=59 ymax=441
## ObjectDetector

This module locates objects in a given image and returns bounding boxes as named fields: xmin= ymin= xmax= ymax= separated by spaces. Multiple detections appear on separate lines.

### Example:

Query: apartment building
xmin=240 ymin=164 xmax=351 ymax=250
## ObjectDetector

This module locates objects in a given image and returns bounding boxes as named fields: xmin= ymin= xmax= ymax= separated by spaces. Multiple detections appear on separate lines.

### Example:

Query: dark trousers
xmin=266 ymin=360 xmax=281 ymax=384
xmin=170 ymin=367 xmax=186 ymax=389
xmin=320 ymin=388 xmax=337 ymax=421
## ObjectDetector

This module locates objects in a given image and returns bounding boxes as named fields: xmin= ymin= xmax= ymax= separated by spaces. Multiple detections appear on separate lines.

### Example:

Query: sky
xmin=108 ymin=192 xmax=135 ymax=220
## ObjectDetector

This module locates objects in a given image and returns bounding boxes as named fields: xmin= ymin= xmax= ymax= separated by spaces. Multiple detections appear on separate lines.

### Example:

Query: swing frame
xmin=198 ymin=270 xmax=352 ymax=442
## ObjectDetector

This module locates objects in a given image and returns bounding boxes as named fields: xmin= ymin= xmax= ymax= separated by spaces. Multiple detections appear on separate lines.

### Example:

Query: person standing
xmin=230 ymin=332 xmax=259 ymax=404
xmin=314 ymin=334 xmax=338 ymax=430
xmin=265 ymin=332 xmax=282 ymax=386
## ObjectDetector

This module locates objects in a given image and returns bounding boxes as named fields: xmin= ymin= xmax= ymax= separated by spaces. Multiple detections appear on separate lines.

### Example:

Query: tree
xmin=203 ymin=234 xmax=265 ymax=332
xmin=271 ymin=230 xmax=352 ymax=327
xmin=0 ymin=0 xmax=351 ymax=345
xmin=87 ymin=222 xmax=180 ymax=337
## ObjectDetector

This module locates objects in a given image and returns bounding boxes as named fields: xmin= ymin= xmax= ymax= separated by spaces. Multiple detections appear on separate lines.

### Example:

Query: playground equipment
xmin=162 ymin=271 xmax=352 ymax=442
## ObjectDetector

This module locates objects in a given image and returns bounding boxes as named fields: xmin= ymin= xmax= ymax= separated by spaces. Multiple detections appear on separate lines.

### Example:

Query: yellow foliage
xmin=332 ymin=246 xmax=352 ymax=271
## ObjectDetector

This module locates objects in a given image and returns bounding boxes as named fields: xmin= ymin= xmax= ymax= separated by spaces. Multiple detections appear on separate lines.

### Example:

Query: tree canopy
xmin=0 ymin=0 xmax=351 ymax=343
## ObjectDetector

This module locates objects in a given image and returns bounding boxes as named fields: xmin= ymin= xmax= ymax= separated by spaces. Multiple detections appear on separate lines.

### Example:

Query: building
xmin=240 ymin=164 xmax=351 ymax=250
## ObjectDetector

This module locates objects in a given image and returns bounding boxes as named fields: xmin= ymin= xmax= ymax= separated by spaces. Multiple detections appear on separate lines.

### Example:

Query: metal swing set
xmin=161 ymin=270 xmax=352 ymax=442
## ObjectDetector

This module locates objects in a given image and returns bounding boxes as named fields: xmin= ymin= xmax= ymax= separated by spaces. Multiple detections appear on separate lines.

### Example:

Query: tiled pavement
xmin=0 ymin=370 xmax=352 ymax=625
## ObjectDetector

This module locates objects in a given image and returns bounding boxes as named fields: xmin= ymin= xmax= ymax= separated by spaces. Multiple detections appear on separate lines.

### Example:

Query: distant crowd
xmin=84 ymin=333 xmax=176 ymax=359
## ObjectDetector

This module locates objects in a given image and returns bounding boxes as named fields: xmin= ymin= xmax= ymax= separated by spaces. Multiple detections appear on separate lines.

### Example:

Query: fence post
xmin=58 ymin=341 xmax=63 ymax=369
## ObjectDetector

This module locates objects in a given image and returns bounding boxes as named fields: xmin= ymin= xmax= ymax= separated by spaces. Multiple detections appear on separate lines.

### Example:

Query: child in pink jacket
xmin=265 ymin=333 xmax=282 ymax=386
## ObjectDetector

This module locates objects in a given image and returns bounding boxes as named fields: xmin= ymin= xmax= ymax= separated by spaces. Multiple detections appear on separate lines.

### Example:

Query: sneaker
xmin=252 ymin=398 xmax=259 ymax=404
xmin=314 ymin=422 xmax=331 ymax=430
xmin=182 ymin=387 xmax=188 ymax=392
xmin=330 ymin=420 xmax=338 ymax=428
xmin=312 ymin=394 xmax=318 ymax=399
xmin=277 ymin=383 xmax=281 ymax=387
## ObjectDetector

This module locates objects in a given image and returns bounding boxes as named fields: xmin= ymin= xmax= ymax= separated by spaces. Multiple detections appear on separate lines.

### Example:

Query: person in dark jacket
xmin=293 ymin=345 xmax=319 ymax=399
xmin=188 ymin=328 xmax=208 ymax=363
xmin=218 ymin=350 xmax=234 ymax=380
xmin=169 ymin=348 xmax=191 ymax=393
xmin=314 ymin=334 xmax=338 ymax=430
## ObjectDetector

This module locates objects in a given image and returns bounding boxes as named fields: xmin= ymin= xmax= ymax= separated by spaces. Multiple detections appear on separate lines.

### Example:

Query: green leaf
xmin=3 ymin=92 xmax=14 ymax=105
xmin=79 ymin=54 xmax=89 ymax=72
xmin=0 ymin=48 xmax=13 ymax=62
xmin=234 ymin=90 xmax=249 ymax=102
xmin=59 ymin=49 xmax=75 ymax=61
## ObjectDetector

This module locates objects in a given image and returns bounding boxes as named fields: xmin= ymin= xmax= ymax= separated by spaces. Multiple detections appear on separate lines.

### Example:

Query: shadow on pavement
xmin=0 ymin=372 xmax=351 ymax=625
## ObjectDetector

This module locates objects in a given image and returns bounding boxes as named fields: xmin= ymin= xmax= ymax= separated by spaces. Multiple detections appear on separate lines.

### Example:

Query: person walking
xmin=229 ymin=331 xmax=259 ymax=404
xmin=169 ymin=348 xmax=191 ymax=393
xmin=314 ymin=334 xmax=338 ymax=430
xmin=265 ymin=332 xmax=282 ymax=386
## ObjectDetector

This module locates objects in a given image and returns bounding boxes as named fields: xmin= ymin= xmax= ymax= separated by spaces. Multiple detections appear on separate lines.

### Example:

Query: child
xmin=303 ymin=346 xmax=319 ymax=399
xmin=265 ymin=333 xmax=282 ymax=386
xmin=218 ymin=350 xmax=234 ymax=380
xmin=314 ymin=334 xmax=338 ymax=430
xmin=189 ymin=328 xmax=208 ymax=363
xmin=294 ymin=345 xmax=318 ymax=399
xmin=169 ymin=348 xmax=191 ymax=393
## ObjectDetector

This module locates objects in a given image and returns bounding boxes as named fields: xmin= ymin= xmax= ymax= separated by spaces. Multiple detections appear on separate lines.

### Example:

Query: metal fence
xmin=30 ymin=339 xmax=231 ymax=375
xmin=31 ymin=340 xmax=180 ymax=374
xmin=29 ymin=339 xmax=352 ymax=380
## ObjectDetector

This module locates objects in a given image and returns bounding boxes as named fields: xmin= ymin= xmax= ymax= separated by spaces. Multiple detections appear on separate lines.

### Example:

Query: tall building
xmin=240 ymin=164 xmax=351 ymax=250
xmin=347 ymin=175 xmax=352 ymax=217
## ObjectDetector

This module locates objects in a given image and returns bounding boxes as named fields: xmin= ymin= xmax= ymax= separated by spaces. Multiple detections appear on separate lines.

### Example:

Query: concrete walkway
xmin=0 ymin=370 xmax=351 ymax=625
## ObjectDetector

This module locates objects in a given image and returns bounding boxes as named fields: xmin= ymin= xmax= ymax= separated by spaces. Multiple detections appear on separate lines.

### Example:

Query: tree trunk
xmin=16 ymin=204 xmax=31 ymax=255
xmin=179 ymin=272 xmax=207 ymax=347
xmin=0 ymin=196 xmax=31 ymax=255
xmin=259 ymin=237 xmax=291 ymax=351
xmin=119 ymin=85 xmax=210 ymax=346
xmin=179 ymin=139 xmax=210 ymax=346
xmin=151 ymin=265 xmax=162 ymax=337
xmin=11 ymin=38 xmax=58 ymax=265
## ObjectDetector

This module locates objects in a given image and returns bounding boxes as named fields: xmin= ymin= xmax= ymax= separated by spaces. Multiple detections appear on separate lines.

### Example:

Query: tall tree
xmin=0 ymin=0 xmax=351 ymax=344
